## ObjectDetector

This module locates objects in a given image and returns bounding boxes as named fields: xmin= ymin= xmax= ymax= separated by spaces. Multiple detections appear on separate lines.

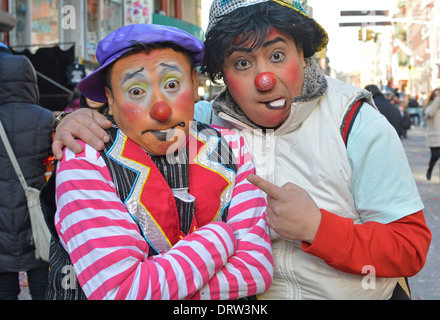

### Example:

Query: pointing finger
xmin=247 ymin=174 xmax=282 ymax=200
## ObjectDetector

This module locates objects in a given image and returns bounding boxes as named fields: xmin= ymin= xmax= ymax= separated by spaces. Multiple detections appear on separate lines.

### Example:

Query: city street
xmin=403 ymin=125 xmax=440 ymax=300
xmin=1 ymin=0 xmax=439 ymax=303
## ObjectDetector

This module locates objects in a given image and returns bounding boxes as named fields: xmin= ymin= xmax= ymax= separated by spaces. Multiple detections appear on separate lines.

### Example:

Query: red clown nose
xmin=254 ymin=72 xmax=277 ymax=91
xmin=150 ymin=102 xmax=172 ymax=122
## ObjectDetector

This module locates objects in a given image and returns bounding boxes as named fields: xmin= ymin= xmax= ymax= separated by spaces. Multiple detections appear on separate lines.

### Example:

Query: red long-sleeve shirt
xmin=303 ymin=210 xmax=431 ymax=278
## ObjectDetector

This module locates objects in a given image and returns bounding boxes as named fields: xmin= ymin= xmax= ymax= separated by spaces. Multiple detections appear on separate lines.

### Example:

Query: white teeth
xmin=269 ymin=99 xmax=286 ymax=108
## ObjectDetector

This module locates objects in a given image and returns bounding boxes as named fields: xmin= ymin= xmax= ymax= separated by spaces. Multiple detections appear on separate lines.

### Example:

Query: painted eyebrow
xmin=228 ymin=37 xmax=288 ymax=55
xmin=262 ymin=37 xmax=287 ymax=48
xmin=121 ymin=67 xmax=146 ymax=84
xmin=159 ymin=63 xmax=183 ymax=75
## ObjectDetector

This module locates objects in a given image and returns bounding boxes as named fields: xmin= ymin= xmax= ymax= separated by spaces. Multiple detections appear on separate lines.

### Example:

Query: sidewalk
xmin=402 ymin=126 xmax=440 ymax=300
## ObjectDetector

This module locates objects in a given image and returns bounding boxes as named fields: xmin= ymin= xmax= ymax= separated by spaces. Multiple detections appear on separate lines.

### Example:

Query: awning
xmin=0 ymin=10 xmax=15 ymax=32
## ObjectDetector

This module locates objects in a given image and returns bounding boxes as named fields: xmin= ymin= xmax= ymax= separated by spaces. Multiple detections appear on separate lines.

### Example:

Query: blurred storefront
xmin=1 ymin=0 xmax=205 ymax=111
xmin=0 ymin=9 xmax=15 ymax=34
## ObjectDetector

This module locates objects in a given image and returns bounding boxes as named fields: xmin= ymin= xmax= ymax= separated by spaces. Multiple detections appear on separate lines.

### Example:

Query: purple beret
xmin=78 ymin=24 xmax=204 ymax=103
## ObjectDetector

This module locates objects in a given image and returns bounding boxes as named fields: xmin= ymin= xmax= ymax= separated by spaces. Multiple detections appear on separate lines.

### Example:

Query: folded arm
xmin=191 ymin=130 xmax=273 ymax=300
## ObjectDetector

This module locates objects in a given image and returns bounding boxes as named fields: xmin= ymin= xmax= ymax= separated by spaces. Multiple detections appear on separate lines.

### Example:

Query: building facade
xmin=3 ymin=0 xmax=203 ymax=61
xmin=1 ymin=0 xmax=205 ymax=110
xmin=404 ymin=0 xmax=440 ymax=96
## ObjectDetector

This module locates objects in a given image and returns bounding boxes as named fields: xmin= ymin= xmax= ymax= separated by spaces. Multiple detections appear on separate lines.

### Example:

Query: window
xmin=125 ymin=0 xmax=153 ymax=24
xmin=86 ymin=0 xmax=99 ymax=61
xmin=9 ymin=0 xmax=29 ymax=48
xmin=31 ymin=0 xmax=59 ymax=46
xmin=101 ymin=0 xmax=122 ymax=38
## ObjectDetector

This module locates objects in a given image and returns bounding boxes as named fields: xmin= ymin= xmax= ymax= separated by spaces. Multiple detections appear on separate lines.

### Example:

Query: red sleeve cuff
xmin=302 ymin=209 xmax=354 ymax=266
xmin=301 ymin=210 xmax=431 ymax=277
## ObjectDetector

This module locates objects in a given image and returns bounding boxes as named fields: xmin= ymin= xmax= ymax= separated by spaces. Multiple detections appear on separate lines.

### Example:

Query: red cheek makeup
xmin=122 ymin=102 xmax=144 ymax=122
xmin=176 ymin=91 xmax=194 ymax=112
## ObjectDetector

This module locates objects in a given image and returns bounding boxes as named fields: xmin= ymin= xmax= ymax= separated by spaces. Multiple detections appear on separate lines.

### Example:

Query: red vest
xmin=105 ymin=122 xmax=237 ymax=254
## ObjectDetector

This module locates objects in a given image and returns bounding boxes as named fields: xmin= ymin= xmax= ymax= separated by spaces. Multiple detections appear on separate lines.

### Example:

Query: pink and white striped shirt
xmin=55 ymin=127 xmax=273 ymax=300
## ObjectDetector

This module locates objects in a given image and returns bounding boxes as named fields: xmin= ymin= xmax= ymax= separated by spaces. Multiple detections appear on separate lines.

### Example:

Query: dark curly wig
xmin=201 ymin=2 xmax=327 ymax=83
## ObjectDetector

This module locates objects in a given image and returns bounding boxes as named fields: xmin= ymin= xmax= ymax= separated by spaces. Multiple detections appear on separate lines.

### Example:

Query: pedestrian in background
xmin=0 ymin=42 xmax=11 ymax=57
xmin=399 ymin=97 xmax=412 ymax=139
xmin=423 ymin=88 xmax=440 ymax=181
xmin=79 ymin=94 xmax=108 ymax=114
xmin=365 ymin=84 xmax=403 ymax=137
xmin=64 ymin=88 xmax=81 ymax=113
xmin=0 ymin=43 xmax=54 ymax=299
xmin=390 ymin=90 xmax=401 ymax=106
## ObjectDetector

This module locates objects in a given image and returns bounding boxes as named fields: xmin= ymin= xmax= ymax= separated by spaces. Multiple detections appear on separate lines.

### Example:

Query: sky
xmin=201 ymin=0 xmax=399 ymax=73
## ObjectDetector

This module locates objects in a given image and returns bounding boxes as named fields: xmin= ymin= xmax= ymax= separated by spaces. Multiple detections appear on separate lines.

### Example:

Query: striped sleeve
xmin=192 ymin=128 xmax=273 ymax=300
xmin=55 ymin=141 xmax=237 ymax=300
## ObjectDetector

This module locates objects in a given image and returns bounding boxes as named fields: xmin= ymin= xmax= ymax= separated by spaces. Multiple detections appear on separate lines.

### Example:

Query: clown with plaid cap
xmin=53 ymin=0 xmax=430 ymax=300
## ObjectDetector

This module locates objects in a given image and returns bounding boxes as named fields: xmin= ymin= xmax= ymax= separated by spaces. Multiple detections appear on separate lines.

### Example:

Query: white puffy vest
xmin=213 ymin=77 xmax=398 ymax=299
